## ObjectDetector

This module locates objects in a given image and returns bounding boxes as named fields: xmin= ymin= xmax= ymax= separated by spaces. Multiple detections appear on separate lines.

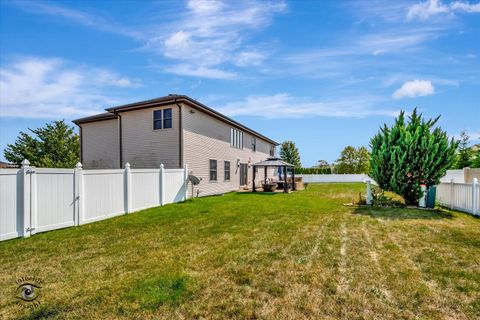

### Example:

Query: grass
xmin=0 ymin=183 xmax=479 ymax=319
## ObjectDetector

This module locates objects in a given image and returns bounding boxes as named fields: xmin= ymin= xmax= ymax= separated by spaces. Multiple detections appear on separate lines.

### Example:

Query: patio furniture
xmin=252 ymin=158 xmax=296 ymax=193
xmin=262 ymin=183 xmax=277 ymax=192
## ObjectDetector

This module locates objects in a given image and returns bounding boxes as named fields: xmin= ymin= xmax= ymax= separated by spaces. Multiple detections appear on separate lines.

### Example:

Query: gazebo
xmin=252 ymin=157 xmax=296 ymax=193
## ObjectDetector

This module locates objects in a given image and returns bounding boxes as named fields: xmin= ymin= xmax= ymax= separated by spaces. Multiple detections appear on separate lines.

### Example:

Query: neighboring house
xmin=441 ymin=168 xmax=480 ymax=184
xmin=0 ymin=161 xmax=17 ymax=168
xmin=73 ymin=94 xmax=278 ymax=196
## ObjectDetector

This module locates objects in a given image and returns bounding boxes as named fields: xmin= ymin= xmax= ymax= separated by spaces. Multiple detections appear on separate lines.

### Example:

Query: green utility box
xmin=426 ymin=186 xmax=436 ymax=208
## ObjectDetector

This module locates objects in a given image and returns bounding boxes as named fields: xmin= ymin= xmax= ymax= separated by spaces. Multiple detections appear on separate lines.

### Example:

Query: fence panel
xmin=436 ymin=181 xmax=478 ymax=216
xmin=164 ymin=169 xmax=186 ymax=204
xmin=477 ymin=185 xmax=480 ymax=213
xmin=0 ymin=170 xmax=21 ymax=241
xmin=35 ymin=168 xmax=76 ymax=233
xmin=436 ymin=183 xmax=450 ymax=205
xmin=1 ymin=163 xmax=188 ymax=241
xmin=131 ymin=169 xmax=160 ymax=211
xmin=453 ymin=183 xmax=472 ymax=212
xmin=82 ymin=170 xmax=126 ymax=223
xmin=299 ymin=174 xmax=371 ymax=183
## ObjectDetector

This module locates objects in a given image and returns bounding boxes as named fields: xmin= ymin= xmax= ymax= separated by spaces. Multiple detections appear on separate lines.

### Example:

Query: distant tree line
xmin=279 ymin=141 xmax=371 ymax=175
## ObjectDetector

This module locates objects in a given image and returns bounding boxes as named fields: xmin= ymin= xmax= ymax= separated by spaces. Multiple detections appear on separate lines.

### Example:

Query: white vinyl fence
xmin=436 ymin=179 xmax=479 ymax=216
xmin=0 ymin=160 xmax=188 ymax=241
xmin=299 ymin=174 xmax=372 ymax=183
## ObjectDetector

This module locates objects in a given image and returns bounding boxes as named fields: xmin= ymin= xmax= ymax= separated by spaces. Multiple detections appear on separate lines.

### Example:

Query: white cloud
xmin=13 ymin=0 xmax=143 ymax=39
xmin=392 ymin=80 xmax=435 ymax=99
xmin=0 ymin=57 xmax=139 ymax=118
xmin=186 ymin=0 xmax=225 ymax=15
xmin=407 ymin=0 xmax=449 ymax=20
xmin=407 ymin=0 xmax=480 ymax=20
xmin=164 ymin=64 xmax=236 ymax=79
xmin=234 ymin=51 xmax=266 ymax=67
xmin=451 ymin=1 xmax=480 ymax=12
xmin=150 ymin=0 xmax=286 ymax=78
xmin=216 ymin=93 xmax=398 ymax=119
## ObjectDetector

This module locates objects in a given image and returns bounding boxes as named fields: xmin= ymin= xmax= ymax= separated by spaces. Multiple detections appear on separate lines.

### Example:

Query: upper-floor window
xmin=153 ymin=108 xmax=173 ymax=130
xmin=209 ymin=159 xmax=217 ymax=181
xmin=224 ymin=161 xmax=230 ymax=181
xmin=251 ymin=137 xmax=256 ymax=152
xmin=230 ymin=128 xmax=243 ymax=149
xmin=270 ymin=145 xmax=275 ymax=157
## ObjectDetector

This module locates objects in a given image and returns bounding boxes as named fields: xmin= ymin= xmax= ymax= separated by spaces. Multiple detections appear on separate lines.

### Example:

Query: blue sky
xmin=0 ymin=0 xmax=479 ymax=166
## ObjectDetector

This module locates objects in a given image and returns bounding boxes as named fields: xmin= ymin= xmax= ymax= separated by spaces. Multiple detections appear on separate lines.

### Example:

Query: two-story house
xmin=73 ymin=94 xmax=278 ymax=196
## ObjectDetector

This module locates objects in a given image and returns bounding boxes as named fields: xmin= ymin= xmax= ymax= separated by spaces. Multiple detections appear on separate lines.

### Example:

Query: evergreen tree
xmin=4 ymin=120 xmax=80 ymax=168
xmin=455 ymin=130 xmax=472 ymax=169
xmin=279 ymin=141 xmax=301 ymax=168
xmin=370 ymin=109 xmax=457 ymax=205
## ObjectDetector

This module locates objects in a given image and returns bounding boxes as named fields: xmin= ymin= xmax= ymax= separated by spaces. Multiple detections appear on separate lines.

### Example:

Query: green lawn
xmin=1 ymin=183 xmax=479 ymax=319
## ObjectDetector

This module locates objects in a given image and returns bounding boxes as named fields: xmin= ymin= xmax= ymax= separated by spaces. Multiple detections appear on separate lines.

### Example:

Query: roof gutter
xmin=113 ymin=111 xmax=123 ymax=168
xmin=79 ymin=125 xmax=83 ymax=164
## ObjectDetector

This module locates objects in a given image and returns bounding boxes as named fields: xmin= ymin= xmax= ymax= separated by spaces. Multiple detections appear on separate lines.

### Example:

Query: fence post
xmin=160 ymin=164 xmax=165 ymax=206
xmin=450 ymin=179 xmax=454 ymax=210
xmin=184 ymin=164 xmax=188 ymax=201
xmin=473 ymin=178 xmax=478 ymax=216
xmin=125 ymin=162 xmax=132 ymax=213
xmin=74 ymin=162 xmax=84 ymax=225
xmin=21 ymin=159 xmax=32 ymax=238
xmin=366 ymin=179 xmax=372 ymax=205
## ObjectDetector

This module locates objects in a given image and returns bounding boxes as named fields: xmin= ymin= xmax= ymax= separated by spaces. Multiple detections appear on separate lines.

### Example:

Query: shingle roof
xmin=72 ymin=112 xmax=117 ymax=124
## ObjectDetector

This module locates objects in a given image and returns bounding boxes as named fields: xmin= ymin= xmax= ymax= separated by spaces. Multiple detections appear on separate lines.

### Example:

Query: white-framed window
xmin=251 ymin=137 xmax=256 ymax=152
xmin=224 ymin=161 xmax=230 ymax=181
xmin=230 ymin=128 xmax=243 ymax=149
xmin=153 ymin=108 xmax=173 ymax=130
xmin=270 ymin=145 xmax=275 ymax=157
xmin=209 ymin=159 xmax=217 ymax=181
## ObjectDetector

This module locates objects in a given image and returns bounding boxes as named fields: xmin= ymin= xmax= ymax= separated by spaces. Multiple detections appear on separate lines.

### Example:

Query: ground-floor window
xmin=209 ymin=159 xmax=217 ymax=181
xmin=224 ymin=161 xmax=230 ymax=181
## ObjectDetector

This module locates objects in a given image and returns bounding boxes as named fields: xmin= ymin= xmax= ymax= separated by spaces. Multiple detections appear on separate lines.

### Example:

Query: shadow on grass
xmin=353 ymin=206 xmax=454 ymax=220
xmin=236 ymin=192 xmax=280 ymax=196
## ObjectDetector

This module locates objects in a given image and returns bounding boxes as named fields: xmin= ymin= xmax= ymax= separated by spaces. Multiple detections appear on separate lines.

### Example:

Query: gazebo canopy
xmin=253 ymin=157 xmax=294 ymax=167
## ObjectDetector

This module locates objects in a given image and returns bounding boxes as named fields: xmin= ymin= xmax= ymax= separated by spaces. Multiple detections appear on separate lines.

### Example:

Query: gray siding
xmin=81 ymin=119 xmax=119 ymax=169
xmin=121 ymin=105 xmax=180 ymax=169
xmin=182 ymin=104 xmax=276 ymax=197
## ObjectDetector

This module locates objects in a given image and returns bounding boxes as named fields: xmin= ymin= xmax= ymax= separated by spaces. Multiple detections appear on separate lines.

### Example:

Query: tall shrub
xmin=370 ymin=109 xmax=457 ymax=205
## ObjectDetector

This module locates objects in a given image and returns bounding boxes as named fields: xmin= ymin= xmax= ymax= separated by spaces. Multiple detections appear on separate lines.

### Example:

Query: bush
xmin=295 ymin=167 xmax=332 ymax=174
xmin=371 ymin=186 xmax=404 ymax=207
xmin=370 ymin=109 xmax=457 ymax=205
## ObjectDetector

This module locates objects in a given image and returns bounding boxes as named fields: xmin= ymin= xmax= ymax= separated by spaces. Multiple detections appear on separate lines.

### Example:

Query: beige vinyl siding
xmin=182 ymin=104 xmax=275 ymax=197
xmin=81 ymin=119 xmax=119 ymax=169
xmin=121 ymin=105 xmax=180 ymax=169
